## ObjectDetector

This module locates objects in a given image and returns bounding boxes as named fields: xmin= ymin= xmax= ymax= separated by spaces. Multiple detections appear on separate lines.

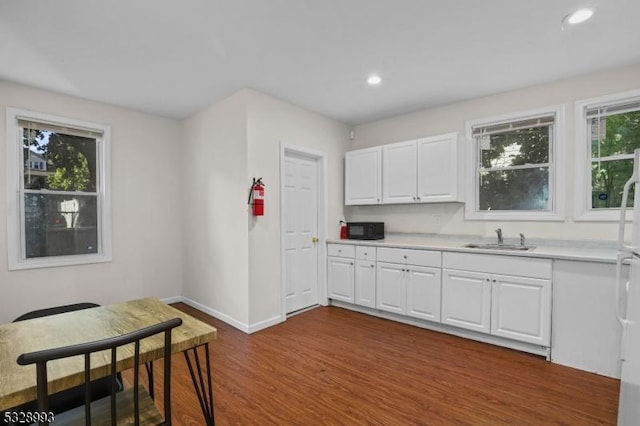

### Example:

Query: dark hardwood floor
xmin=126 ymin=303 xmax=620 ymax=425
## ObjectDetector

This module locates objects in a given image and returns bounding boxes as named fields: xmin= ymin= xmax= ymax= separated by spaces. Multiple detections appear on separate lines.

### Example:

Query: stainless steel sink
xmin=462 ymin=243 xmax=534 ymax=251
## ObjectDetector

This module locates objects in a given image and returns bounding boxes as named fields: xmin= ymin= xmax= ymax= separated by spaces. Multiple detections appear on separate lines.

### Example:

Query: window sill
xmin=464 ymin=209 xmax=564 ymax=222
xmin=573 ymin=209 xmax=631 ymax=222
xmin=8 ymin=253 xmax=112 ymax=271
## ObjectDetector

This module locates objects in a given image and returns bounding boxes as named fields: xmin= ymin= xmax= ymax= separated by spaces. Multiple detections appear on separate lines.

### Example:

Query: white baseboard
xmin=160 ymin=296 xmax=183 ymax=304
xmin=161 ymin=296 xmax=284 ymax=334
xmin=181 ymin=297 xmax=250 ymax=333
xmin=247 ymin=314 xmax=283 ymax=334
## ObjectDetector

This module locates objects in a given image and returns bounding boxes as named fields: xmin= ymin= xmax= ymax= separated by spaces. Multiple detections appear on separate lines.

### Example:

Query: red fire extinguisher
xmin=249 ymin=177 xmax=265 ymax=216
xmin=340 ymin=220 xmax=347 ymax=239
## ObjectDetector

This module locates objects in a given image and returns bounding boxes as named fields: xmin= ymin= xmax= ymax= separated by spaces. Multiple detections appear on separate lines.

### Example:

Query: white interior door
xmin=283 ymin=153 xmax=319 ymax=314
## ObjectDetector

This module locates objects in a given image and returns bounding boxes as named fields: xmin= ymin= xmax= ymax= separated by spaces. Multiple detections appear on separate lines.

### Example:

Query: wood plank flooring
xmin=126 ymin=303 xmax=620 ymax=425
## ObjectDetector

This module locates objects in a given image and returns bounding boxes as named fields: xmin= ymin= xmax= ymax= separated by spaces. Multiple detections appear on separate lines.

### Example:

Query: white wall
xmin=181 ymin=88 xmax=348 ymax=331
xmin=0 ymin=81 xmax=183 ymax=323
xmin=0 ymin=82 xmax=347 ymax=332
xmin=181 ymin=91 xmax=251 ymax=327
xmin=245 ymin=89 xmax=349 ymax=327
xmin=347 ymin=63 xmax=640 ymax=241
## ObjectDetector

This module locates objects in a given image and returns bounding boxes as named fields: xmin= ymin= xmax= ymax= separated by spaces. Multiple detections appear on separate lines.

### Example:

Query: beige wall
xmin=181 ymin=90 xmax=251 ymax=327
xmin=347 ymin=63 xmax=640 ymax=241
xmin=0 ymin=82 xmax=347 ymax=332
xmin=245 ymin=89 xmax=349 ymax=327
xmin=0 ymin=81 xmax=183 ymax=323
xmin=182 ymin=89 xmax=348 ymax=331
xmin=6 ymin=63 xmax=637 ymax=330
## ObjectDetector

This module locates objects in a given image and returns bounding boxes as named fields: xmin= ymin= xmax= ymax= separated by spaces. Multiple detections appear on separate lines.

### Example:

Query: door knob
xmin=312 ymin=236 xmax=319 ymax=243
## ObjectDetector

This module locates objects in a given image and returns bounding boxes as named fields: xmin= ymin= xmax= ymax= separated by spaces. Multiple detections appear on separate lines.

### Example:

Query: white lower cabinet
xmin=441 ymin=269 xmax=491 ymax=333
xmin=328 ymin=244 xmax=377 ymax=307
xmin=491 ymin=274 xmax=551 ymax=346
xmin=407 ymin=266 xmax=441 ymax=322
xmin=355 ymin=259 xmax=376 ymax=308
xmin=376 ymin=262 xmax=407 ymax=314
xmin=376 ymin=248 xmax=442 ymax=321
xmin=442 ymin=252 xmax=552 ymax=347
xmin=327 ymin=256 xmax=355 ymax=303
xmin=327 ymin=244 xmax=356 ymax=304
xmin=328 ymin=244 xmax=553 ymax=352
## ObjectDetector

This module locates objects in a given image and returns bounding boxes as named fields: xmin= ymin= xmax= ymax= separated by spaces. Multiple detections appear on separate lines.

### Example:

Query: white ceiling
xmin=1 ymin=1 xmax=639 ymax=125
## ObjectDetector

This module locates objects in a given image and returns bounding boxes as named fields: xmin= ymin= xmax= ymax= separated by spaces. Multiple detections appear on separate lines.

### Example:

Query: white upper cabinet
xmin=352 ymin=132 xmax=461 ymax=206
xmin=345 ymin=146 xmax=382 ymax=205
xmin=382 ymin=140 xmax=418 ymax=204
xmin=416 ymin=133 xmax=461 ymax=203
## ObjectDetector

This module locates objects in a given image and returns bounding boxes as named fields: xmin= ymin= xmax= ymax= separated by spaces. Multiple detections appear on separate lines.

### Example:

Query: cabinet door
xmin=327 ymin=256 xmax=354 ymax=303
xmin=355 ymin=260 xmax=376 ymax=308
xmin=345 ymin=147 xmax=382 ymax=205
xmin=382 ymin=140 xmax=417 ymax=204
xmin=407 ymin=265 xmax=442 ymax=322
xmin=491 ymin=274 xmax=551 ymax=346
xmin=416 ymin=133 xmax=460 ymax=203
xmin=376 ymin=262 xmax=406 ymax=314
xmin=442 ymin=269 xmax=491 ymax=333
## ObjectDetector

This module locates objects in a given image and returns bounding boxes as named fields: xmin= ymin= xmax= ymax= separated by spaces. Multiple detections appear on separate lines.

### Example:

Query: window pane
xmin=479 ymin=167 xmax=549 ymax=211
xmin=591 ymin=158 xmax=635 ymax=209
xmin=480 ymin=126 xmax=550 ymax=169
xmin=23 ymin=128 xmax=97 ymax=192
xmin=24 ymin=194 xmax=98 ymax=258
xmin=590 ymin=111 xmax=640 ymax=158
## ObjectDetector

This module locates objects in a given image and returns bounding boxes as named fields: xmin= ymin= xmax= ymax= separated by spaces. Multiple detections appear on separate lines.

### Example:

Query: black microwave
xmin=346 ymin=222 xmax=384 ymax=240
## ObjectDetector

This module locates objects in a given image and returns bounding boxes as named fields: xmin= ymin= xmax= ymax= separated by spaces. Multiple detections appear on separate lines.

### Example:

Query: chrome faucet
xmin=495 ymin=228 xmax=503 ymax=245
xmin=519 ymin=233 xmax=526 ymax=247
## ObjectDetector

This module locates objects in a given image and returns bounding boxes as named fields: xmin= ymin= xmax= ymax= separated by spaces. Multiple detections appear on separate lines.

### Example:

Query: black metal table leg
xmin=183 ymin=343 xmax=215 ymax=425
xmin=145 ymin=361 xmax=154 ymax=400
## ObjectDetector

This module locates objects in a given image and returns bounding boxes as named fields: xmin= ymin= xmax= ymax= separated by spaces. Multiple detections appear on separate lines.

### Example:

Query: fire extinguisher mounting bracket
xmin=248 ymin=177 xmax=264 ymax=204
xmin=249 ymin=177 xmax=265 ymax=216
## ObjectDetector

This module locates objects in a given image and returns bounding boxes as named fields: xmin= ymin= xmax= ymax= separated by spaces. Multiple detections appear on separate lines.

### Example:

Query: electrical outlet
xmin=433 ymin=214 xmax=441 ymax=229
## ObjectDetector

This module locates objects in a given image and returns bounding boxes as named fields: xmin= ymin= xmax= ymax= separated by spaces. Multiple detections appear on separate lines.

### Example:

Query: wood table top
xmin=0 ymin=297 xmax=217 ymax=412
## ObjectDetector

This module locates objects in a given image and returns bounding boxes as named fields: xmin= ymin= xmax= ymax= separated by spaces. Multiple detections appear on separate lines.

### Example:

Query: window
xmin=465 ymin=106 xmax=564 ymax=221
xmin=575 ymin=90 xmax=640 ymax=221
xmin=6 ymin=108 xmax=111 ymax=270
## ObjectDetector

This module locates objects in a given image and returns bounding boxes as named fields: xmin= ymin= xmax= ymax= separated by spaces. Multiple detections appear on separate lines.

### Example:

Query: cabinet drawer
xmin=356 ymin=246 xmax=376 ymax=261
xmin=443 ymin=252 xmax=551 ymax=279
xmin=377 ymin=247 xmax=441 ymax=267
xmin=328 ymin=243 xmax=356 ymax=258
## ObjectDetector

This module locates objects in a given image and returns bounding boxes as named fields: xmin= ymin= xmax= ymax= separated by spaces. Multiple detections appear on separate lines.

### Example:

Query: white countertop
xmin=327 ymin=233 xmax=620 ymax=263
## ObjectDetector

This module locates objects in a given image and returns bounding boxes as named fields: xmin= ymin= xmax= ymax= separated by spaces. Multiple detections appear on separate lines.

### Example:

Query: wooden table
xmin=0 ymin=297 xmax=217 ymax=423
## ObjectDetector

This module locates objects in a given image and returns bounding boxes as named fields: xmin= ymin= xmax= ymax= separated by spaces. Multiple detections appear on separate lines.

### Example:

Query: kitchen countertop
xmin=327 ymin=233 xmax=620 ymax=264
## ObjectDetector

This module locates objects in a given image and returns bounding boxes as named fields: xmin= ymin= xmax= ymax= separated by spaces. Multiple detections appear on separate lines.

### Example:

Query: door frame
xmin=279 ymin=142 xmax=328 ymax=321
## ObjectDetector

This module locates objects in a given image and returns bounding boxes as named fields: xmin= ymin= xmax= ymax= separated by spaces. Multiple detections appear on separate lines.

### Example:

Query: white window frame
xmin=574 ymin=89 xmax=640 ymax=222
xmin=464 ymin=105 xmax=565 ymax=221
xmin=6 ymin=108 xmax=112 ymax=270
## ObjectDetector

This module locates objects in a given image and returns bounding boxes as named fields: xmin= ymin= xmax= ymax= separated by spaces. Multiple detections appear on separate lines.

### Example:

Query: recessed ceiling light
xmin=367 ymin=74 xmax=382 ymax=86
xmin=564 ymin=8 xmax=594 ymax=25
